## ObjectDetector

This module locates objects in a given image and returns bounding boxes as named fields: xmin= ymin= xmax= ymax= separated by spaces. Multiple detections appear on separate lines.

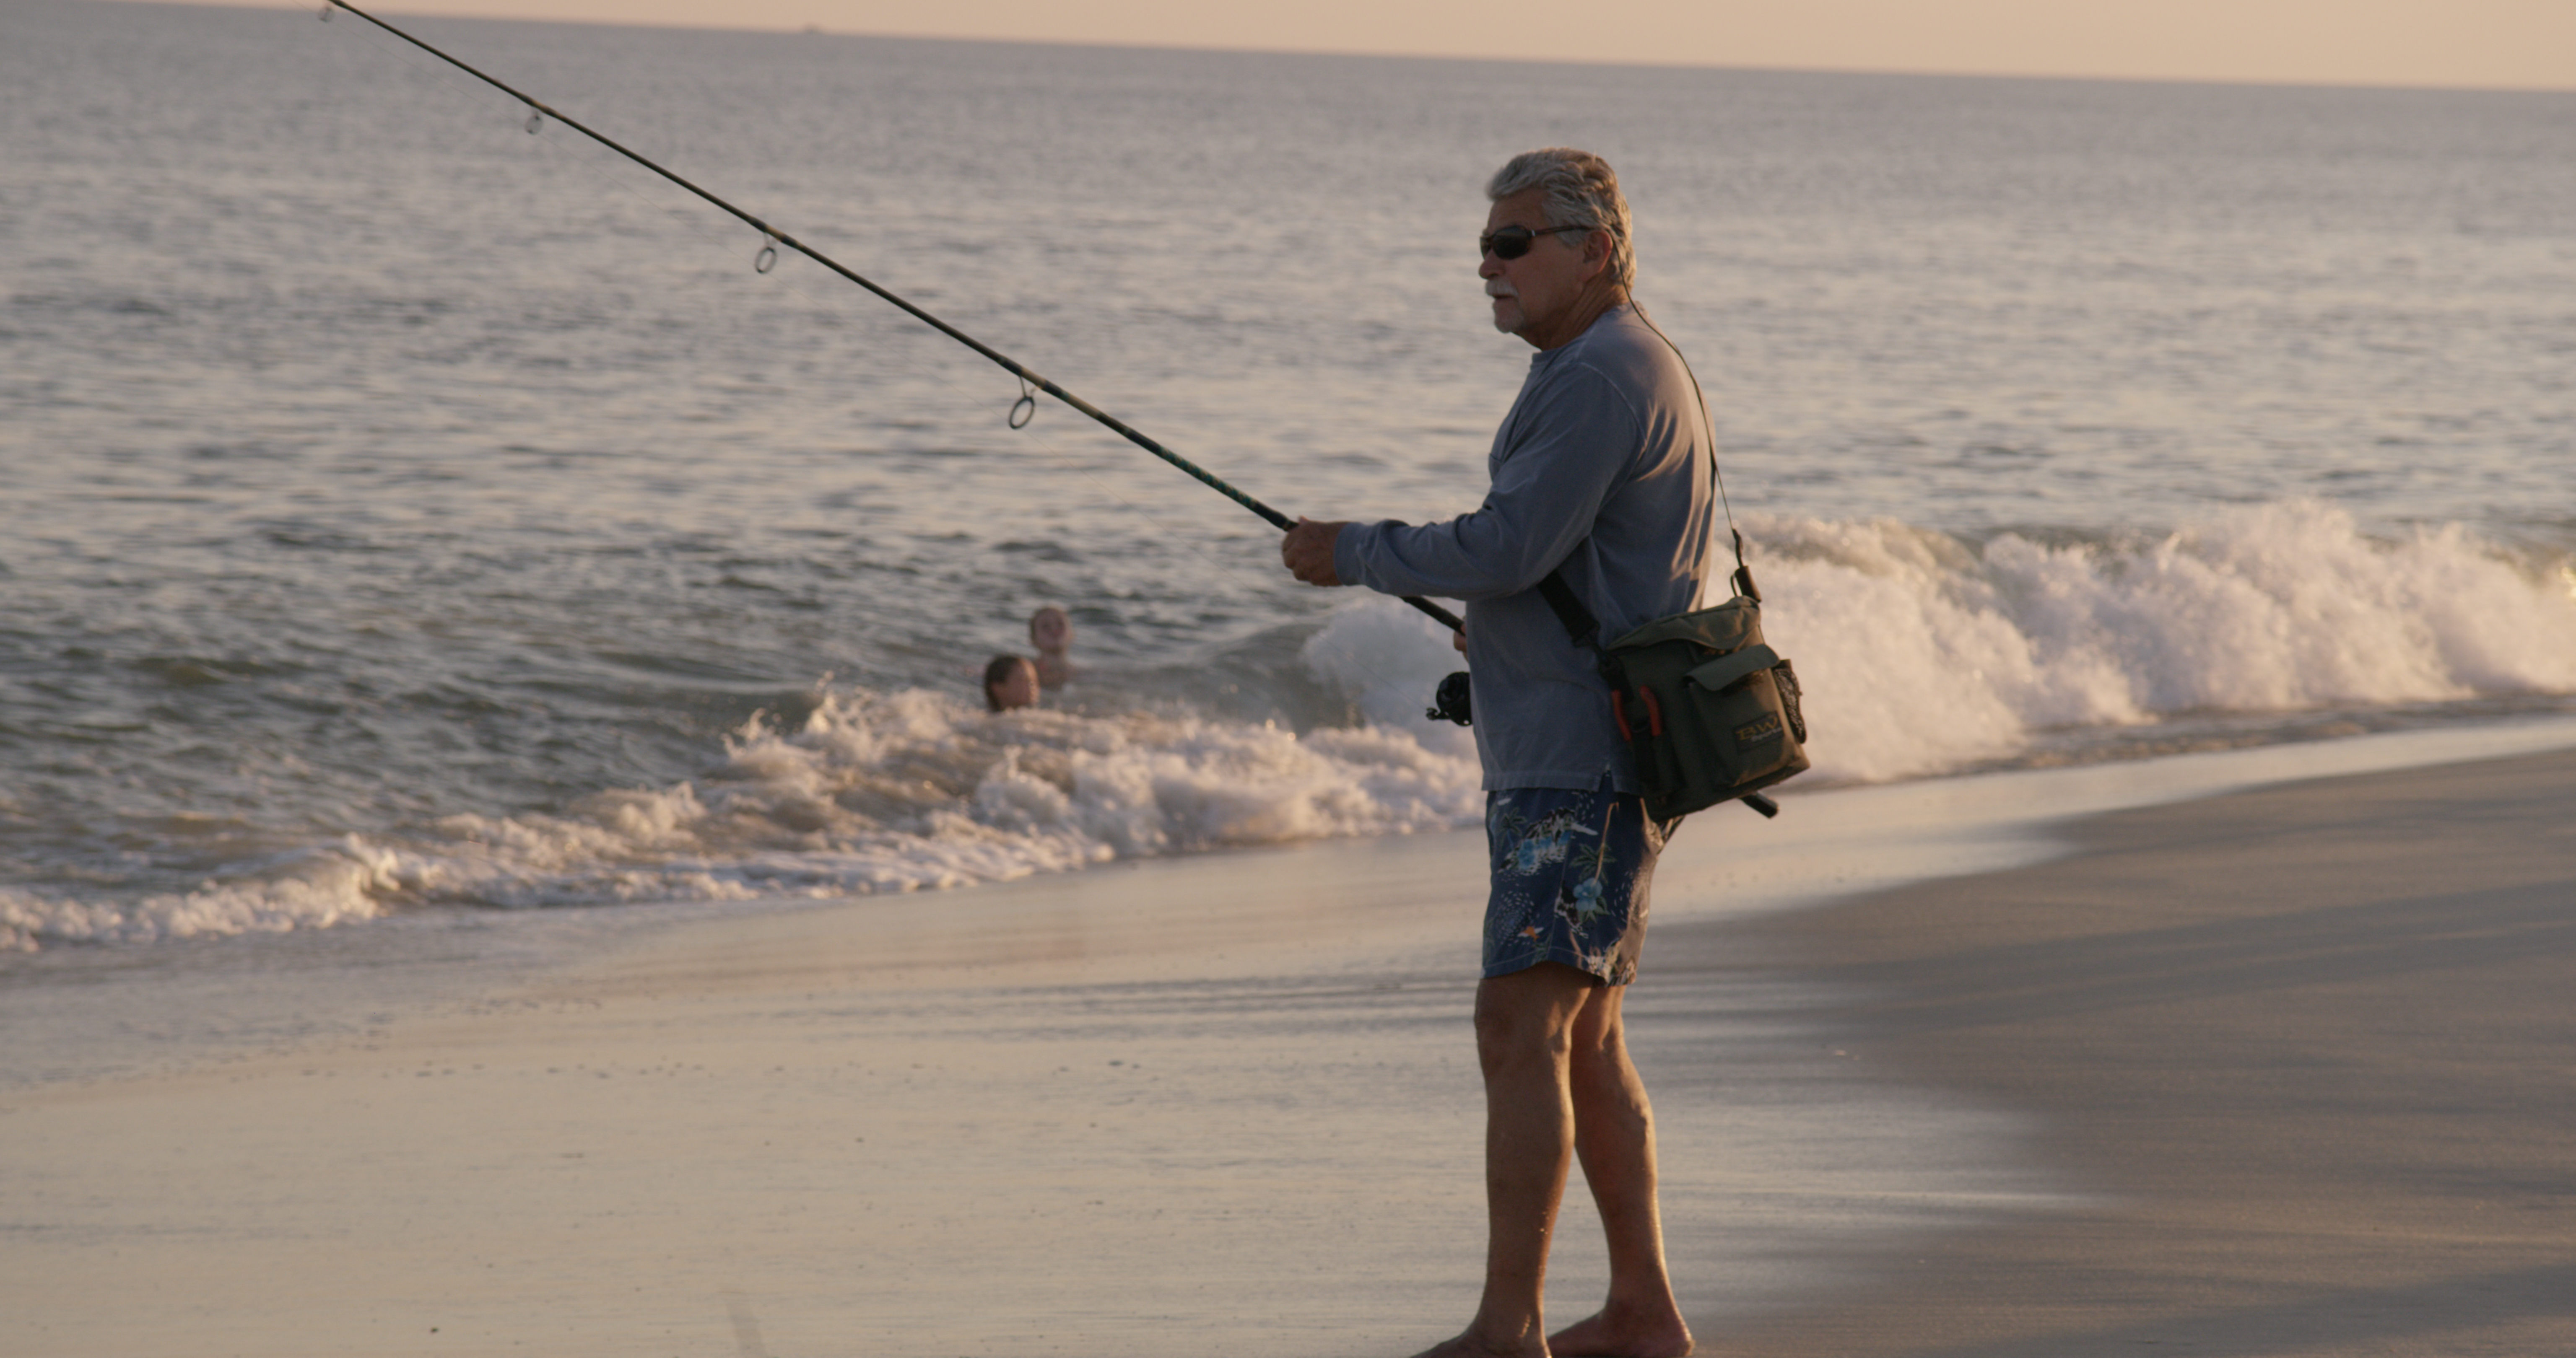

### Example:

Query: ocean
xmin=5 ymin=0 xmax=2574 ymax=963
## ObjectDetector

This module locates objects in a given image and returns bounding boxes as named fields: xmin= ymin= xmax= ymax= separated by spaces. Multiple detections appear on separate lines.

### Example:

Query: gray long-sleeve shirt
xmin=1334 ymin=303 xmax=1714 ymax=792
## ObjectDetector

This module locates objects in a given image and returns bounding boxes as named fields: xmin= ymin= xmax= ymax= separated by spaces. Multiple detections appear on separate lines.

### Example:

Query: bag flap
xmin=1684 ymin=643 xmax=1779 ymax=693
xmin=1606 ymin=597 xmax=1760 ymax=653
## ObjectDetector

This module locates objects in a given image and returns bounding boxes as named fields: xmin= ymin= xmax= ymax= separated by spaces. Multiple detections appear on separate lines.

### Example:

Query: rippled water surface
xmin=4 ymin=0 xmax=2573 ymax=949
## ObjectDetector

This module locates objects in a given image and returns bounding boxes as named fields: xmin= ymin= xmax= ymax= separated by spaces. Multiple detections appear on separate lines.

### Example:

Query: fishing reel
xmin=1426 ymin=671 xmax=1472 ymax=726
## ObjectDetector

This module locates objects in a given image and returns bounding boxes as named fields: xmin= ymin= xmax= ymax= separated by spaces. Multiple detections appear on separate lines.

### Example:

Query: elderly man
xmin=1282 ymin=148 xmax=1709 ymax=1358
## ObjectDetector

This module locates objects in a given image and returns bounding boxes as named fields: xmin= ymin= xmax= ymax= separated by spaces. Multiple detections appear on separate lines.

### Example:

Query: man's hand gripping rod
xmin=316 ymin=0 xmax=1464 ymax=635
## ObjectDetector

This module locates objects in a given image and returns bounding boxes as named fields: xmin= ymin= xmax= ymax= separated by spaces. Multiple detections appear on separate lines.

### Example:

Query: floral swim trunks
xmin=1483 ymin=780 xmax=1675 ymax=986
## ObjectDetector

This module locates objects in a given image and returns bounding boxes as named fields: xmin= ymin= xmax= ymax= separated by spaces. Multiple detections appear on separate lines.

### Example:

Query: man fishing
xmin=298 ymin=16 xmax=1716 ymax=1351
xmin=1281 ymin=148 xmax=1711 ymax=1358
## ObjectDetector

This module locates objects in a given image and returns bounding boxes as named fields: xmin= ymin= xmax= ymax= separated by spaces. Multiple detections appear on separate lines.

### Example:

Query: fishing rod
xmin=315 ymin=0 xmax=1465 ymax=635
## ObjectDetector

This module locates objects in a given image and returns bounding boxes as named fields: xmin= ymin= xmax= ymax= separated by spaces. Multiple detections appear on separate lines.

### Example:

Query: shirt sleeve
xmin=1332 ymin=363 xmax=1641 ymax=601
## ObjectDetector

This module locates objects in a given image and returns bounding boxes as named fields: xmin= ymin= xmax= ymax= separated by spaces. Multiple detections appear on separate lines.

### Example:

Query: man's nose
xmin=1478 ymin=252 xmax=1504 ymax=279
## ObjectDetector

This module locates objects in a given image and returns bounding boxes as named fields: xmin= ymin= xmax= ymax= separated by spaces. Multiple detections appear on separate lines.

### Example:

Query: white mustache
xmin=1485 ymin=283 xmax=1517 ymax=300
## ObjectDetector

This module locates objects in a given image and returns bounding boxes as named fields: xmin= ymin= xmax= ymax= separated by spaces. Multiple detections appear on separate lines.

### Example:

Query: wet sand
xmin=0 ymin=822 xmax=2016 ymax=1358
xmin=5 ymin=743 xmax=2571 ymax=1356
xmin=1711 ymin=746 xmax=2576 ymax=1357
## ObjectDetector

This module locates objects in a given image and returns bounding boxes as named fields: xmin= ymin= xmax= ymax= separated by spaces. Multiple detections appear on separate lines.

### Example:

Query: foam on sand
xmin=21 ymin=727 xmax=2575 ymax=1354
xmin=0 ymin=778 xmax=2070 ymax=1356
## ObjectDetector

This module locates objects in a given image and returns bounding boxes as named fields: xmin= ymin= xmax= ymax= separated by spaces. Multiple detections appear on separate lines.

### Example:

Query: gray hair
xmin=1486 ymin=148 xmax=1634 ymax=290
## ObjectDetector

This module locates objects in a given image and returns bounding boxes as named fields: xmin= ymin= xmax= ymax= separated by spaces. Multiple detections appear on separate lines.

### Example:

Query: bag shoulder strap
xmin=1536 ymin=568 xmax=1603 ymax=651
xmin=1631 ymin=302 xmax=1758 ymax=604
xmin=1535 ymin=303 xmax=1756 ymax=661
xmin=1536 ymin=564 xmax=1626 ymax=694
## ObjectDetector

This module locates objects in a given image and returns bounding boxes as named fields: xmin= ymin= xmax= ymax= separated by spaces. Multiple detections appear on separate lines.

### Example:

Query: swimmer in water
xmin=1028 ymin=605 xmax=1075 ymax=689
xmin=983 ymin=654 xmax=1039 ymax=712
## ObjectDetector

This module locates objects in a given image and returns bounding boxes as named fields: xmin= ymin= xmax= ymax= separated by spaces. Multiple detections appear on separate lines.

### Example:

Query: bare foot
xmin=1405 ymin=1328 xmax=1550 ymax=1358
xmin=1547 ymin=1306 xmax=1694 ymax=1358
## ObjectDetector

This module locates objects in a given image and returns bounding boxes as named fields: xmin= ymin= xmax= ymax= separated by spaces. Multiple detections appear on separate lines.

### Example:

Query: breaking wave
xmin=1 ymin=689 xmax=1481 ymax=949
xmin=8 ymin=500 xmax=2570 ymax=951
xmin=1761 ymin=500 xmax=2576 ymax=780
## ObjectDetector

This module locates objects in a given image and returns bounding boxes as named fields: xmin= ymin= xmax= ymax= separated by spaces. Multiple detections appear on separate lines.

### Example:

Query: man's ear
xmin=1580 ymin=229 xmax=1613 ymax=280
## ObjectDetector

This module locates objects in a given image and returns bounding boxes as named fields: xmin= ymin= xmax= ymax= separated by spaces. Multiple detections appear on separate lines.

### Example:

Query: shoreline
xmin=7 ymin=817 xmax=1941 ymax=1356
xmin=5 ymin=724 xmax=2575 ymax=1354
xmin=12 ymin=714 xmax=2574 ymax=1096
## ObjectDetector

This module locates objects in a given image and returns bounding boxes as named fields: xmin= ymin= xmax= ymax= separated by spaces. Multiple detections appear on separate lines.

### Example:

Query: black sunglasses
xmin=1479 ymin=223 xmax=1590 ymax=260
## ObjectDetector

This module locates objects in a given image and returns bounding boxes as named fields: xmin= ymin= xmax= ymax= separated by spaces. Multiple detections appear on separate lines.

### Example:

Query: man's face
xmin=1480 ymin=188 xmax=1600 ymax=345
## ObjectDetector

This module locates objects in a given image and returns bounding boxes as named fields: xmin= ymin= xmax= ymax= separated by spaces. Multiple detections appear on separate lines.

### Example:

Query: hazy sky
xmin=164 ymin=0 xmax=2576 ymax=89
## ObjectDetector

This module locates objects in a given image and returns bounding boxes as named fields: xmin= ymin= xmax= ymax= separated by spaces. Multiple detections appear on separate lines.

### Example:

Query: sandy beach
xmin=12 ymin=10 xmax=2576 ymax=1355
xmin=5 ymin=740 xmax=2572 ymax=1356
xmin=1719 ymin=745 xmax=2576 ymax=1357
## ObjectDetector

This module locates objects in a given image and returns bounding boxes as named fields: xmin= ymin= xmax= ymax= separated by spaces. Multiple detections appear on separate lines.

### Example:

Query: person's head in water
xmin=1028 ymin=606 xmax=1074 ymax=688
xmin=984 ymin=654 xmax=1039 ymax=712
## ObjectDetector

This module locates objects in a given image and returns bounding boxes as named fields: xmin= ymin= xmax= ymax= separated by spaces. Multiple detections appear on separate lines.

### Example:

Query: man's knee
xmin=1474 ymin=963 xmax=1596 ymax=1070
xmin=1568 ymin=989 xmax=1629 ymax=1060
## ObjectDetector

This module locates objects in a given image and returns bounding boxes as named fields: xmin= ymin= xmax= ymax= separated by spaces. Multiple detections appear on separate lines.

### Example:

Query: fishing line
xmin=302 ymin=1 xmax=1470 ymax=738
xmin=312 ymin=0 xmax=1465 ymax=638
xmin=302 ymin=3 xmax=1462 ymax=718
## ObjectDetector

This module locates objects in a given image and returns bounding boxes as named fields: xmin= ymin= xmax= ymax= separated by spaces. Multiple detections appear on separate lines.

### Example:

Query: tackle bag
xmin=1537 ymin=549 xmax=1809 ymax=822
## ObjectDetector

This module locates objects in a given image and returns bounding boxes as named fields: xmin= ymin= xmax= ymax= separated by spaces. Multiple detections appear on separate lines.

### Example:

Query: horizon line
xmin=107 ymin=0 xmax=2576 ymax=96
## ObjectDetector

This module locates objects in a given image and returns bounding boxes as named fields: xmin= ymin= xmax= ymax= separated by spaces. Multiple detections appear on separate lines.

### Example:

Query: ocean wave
xmin=1 ymin=688 xmax=1482 ymax=950
xmin=0 ymin=853 xmax=394 ymax=952
xmin=1759 ymin=500 xmax=2576 ymax=781
xmin=7 ymin=501 xmax=2569 ymax=952
xmin=1301 ymin=500 xmax=2576 ymax=785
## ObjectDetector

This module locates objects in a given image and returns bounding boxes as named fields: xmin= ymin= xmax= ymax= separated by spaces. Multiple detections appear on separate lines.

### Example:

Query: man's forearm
xmin=1334 ymin=508 xmax=1588 ymax=602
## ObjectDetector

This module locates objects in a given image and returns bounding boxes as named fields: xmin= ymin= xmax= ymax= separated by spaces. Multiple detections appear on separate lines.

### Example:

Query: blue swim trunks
xmin=1483 ymin=780 xmax=1674 ymax=985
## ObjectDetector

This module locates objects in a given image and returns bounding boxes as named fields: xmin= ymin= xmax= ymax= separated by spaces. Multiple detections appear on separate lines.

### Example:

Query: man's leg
xmin=1547 ymin=982 xmax=1693 ymax=1358
xmin=1409 ymin=961 xmax=1598 ymax=1358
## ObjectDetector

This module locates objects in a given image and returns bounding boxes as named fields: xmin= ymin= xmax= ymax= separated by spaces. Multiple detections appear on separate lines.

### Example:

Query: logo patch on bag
xmin=1733 ymin=712 xmax=1784 ymax=749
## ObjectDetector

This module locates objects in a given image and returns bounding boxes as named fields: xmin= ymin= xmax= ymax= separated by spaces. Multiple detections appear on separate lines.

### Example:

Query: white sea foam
xmin=1296 ymin=500 xmax=2576 ymax=786
xmin=1 ymin=689 xmax=1483 ymax=950
xmin=8 ymin=503 xmax=2568 ymax=952
xmin=1298 ymin=601 xmax=1480 ymax=761
xmin=0 ymin=853 xmax=395 ymax=951
xmin=1761 ymin=501 xmax=2576 ymax=781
